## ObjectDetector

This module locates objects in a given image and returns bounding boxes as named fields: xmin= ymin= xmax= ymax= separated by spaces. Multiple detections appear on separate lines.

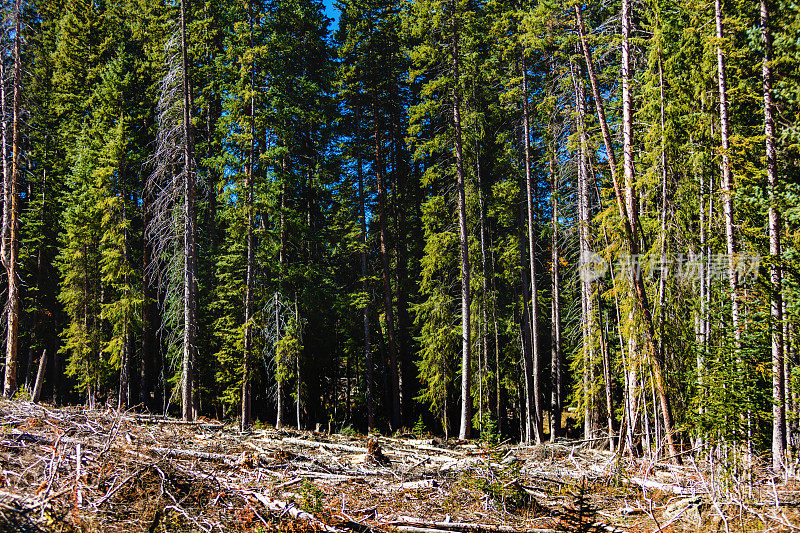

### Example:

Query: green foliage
xmin=298 ymin=480 xmax=325 ymax=513
xmin=413 ymin=416 xmax=428 ymax=437
xmin=461 ymin=462 xmax=531 ymax=512
xmin=275 ymin=317 xmax=303 ymax=385
xmin=478 ymin=415 xmax=500 ymax=448
xmin=340 ymin=425 xmax=359 ymax=437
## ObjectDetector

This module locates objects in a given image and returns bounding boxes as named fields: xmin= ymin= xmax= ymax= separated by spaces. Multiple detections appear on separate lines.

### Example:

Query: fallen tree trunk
xmin=386 ymin=521 xmax=555 ymax=533
xmin=242 ymin=489 xmax=345 ymax=533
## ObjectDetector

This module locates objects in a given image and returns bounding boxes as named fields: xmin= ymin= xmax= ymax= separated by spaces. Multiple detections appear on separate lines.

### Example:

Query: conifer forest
xmin=2 ymin=0 xmax=800 ymax=476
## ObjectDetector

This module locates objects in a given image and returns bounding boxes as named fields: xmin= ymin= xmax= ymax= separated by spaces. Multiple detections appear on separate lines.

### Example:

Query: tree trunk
xmin=521 ymin=52 xmax=543 ymax=444
xmin=31 ymin=350 xmax=46 ymax=403
xmin=451 ymin=8 xmax=471 ymax=441
xmin=570 ymin=58 xmax=596 ymax=442
xmin=657 ymin=58 xmax=669 ymax=440
xmin=392 ymin=111 xmax=413 ymax=427
xmin=714 ymin=0 xmax=740 ymax=346
xmin=118 ymin=184 xmax=131 ymax=410
xmin=762 ymin=0 xmax=785 ymax=471
xmin=489 ymin=231 xmax=502 ymax=436
xmin=374 ymin=99 xmax=400 ymax=432
xmin=141 ymin=192 xmax=158 ymax=411
xmin=477 ymin=126 xmax=491 ymax=429
xmin=518 ymin=196 xmax=535 ymax=444
xmin=549 ymin=152 xmax=562 ymax=441
xmin=575 ymin=4 xmax=679 ymax=462
xmin=357 ymin=111 xmax=374 ymax=433
xmin=275 ymin=293 xmax=284 ymax=428
xmin=0 ymin=32 xmax=8 ymax=354
xmin=1 ymin=38 xmax=7 ymax=270
xmin=295 ymin=298 xmax=301 ymax=431
xmin=598 ymin=297 xmax=614 ymax=450
xmin=180 ymin=0 xmax=197 ymax=421
xmin=3 ymin=0 xmax=21 ymax=398
xmin=241 ymin=7 xmax=256 ymax=431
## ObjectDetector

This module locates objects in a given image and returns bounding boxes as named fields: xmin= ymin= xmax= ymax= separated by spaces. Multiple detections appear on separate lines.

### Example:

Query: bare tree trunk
xmin=392 ymin=113 xmax=413 ymax=427
xmin=3 ymin=0 xmax=21 ymax=398
xmin=598 ymin=297 xmax=614 ymax=450
xmin=621 ymin=0 xmax=641 ymax=456
xmin=141 ymin=194 xmax=158 ymax=410
xmin=570 ymin=58 xmax=596 ymax=442
xmin=761 ymin=0 xmax=785 ymax=471
xmin=489 ymin=234 xmax=502 ymax=436
xmin=356 ymin=112 xmax=374 ymax=433
xmin=1 ymin=39 xmax=7 ymax=271
xmin=518 ymin=199 xmax=534 ymax=444
xmin=521 ymin=53 xmax=543 ymax=444
xmin=32 ymin=350 xmax=46 ymax=403
xmin=656 ymin=58 xmax=670 ymax=444
xmin=275 ymin=293 xmax=284 ymax=428
xmin=295 ymin=299 xmax=301 ymax=431
xmin=180 ymin=0 xmax=197 ymax=421
xmin=714 ymin=0 xmax=740 ymax=347
xmin=374 ymin=100 xmax=400 ymax=432
xmin=118 ymin=184 xmax=131 ymax=410
xmin=549 ymin=152 xmax=562 ymax=441
xmin=451 ymin=8 xmax=471 ymax=441
xmin=478 ymin=162 xmax=490 ymax=427
xmin=575 ymin=4 xmax=679 ymax=461
xmin=241 ymin=6 xmax=256 ymax=431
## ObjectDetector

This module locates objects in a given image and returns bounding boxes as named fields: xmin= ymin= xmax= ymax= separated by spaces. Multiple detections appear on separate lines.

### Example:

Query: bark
xmin=518 ymin=198 xmax=535 ymax=444
xmin=241 ymin=6 xmax=256 ymax=431
xmin=714 ymin=0 xmax=740 ymax=345
xmin=31 ymin=350 xmax=46 ymax=403
xmin=549 ymin=153 xmax=562 ymax=441
xmin=3 ymin=0 xmax=21 ymax=397
xmin=489 ymin=231 xmax=502 ymax=436
xmin=180 ymin=0 xmax=197 ymax=421
xmin=620 ymin=0 xmax=636 ymax=454
xmin=762 ymin=0 xmax=785 ymax=471
xmin=118 ymin=339 xmax=129 ymax=410
xmin=451 ymin=8 xmax=471 ymax=441
xmin=374 ymin=99 xmax=400 ymax=432
xmin=141 ymin=194 xmax=158 ymax=410
xmin=1 ymin=39 xmax=7 ymax=270
xmin=118 ymin=185 xmax=131 ymax=410
xmin=477 ymin=128 xmax=491 ymax=428
xmin=521 ymin=52 xmax=543 ymax=444
xmin=357 ymin=111 xmax=374 ymax=432
xmin=575 ymin=4 xmax=679 ymax=461
xmin=570 ymin=59 xmax=596 ymax=441
xmin=275 ymin=292 xmax=284 ymax=428
xmin=621 ymin=0 xmax=638 ymax=245
xmin=598 ymin=297 xmax=614 ymax=451
xmin=657 ymin=58 xmax=669 ymax=434
xmin=393 ymin=115 xmax=414 ymax=427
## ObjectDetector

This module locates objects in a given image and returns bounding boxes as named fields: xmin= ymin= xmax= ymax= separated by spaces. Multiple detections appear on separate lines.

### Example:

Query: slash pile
xmin=0 ymin=400 xmax=796 ymax=532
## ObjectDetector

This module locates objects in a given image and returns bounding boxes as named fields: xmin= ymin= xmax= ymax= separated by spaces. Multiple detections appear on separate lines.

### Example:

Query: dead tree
xmin=146 ymin=2 xmax=198 ymax=420
xmin=2 ymin=0 xmax=21 ymax=398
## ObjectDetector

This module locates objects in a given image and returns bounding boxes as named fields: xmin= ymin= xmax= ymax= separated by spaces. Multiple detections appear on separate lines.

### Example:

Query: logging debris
xmin=0 ymin=400 xmax=796 ymax=532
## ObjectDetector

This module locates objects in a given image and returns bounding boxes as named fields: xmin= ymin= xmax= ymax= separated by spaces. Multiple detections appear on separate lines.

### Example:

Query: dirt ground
xmin=0 ymin=399 xmax=796 ymax=532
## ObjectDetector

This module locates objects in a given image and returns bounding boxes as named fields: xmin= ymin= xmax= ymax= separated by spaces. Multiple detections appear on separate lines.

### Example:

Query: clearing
xmin=0 ymin=400 xmax=796 ymax=532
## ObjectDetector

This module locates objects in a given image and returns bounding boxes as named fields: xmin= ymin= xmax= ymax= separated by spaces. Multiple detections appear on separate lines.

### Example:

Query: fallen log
xmin=125 ymin=415 xmax=224 ymax=430
xmin=284 ymin=437 xmax=368 ymax=454
xmin=386 ymin=521 xmax=555 ymax=533
xmin=241 ymin=489 xmax=345 ymax=533
xmin=393 ymin=479 xmax=438 ymax=490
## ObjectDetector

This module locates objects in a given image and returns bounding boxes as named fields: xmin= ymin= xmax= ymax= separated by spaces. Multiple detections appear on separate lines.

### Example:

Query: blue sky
xmin=323 ymin=0 xmax=340 ymax=29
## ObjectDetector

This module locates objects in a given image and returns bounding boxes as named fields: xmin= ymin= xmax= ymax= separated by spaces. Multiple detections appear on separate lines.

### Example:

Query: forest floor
xmin=0 ymin=400 xmax=797 ymax=532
